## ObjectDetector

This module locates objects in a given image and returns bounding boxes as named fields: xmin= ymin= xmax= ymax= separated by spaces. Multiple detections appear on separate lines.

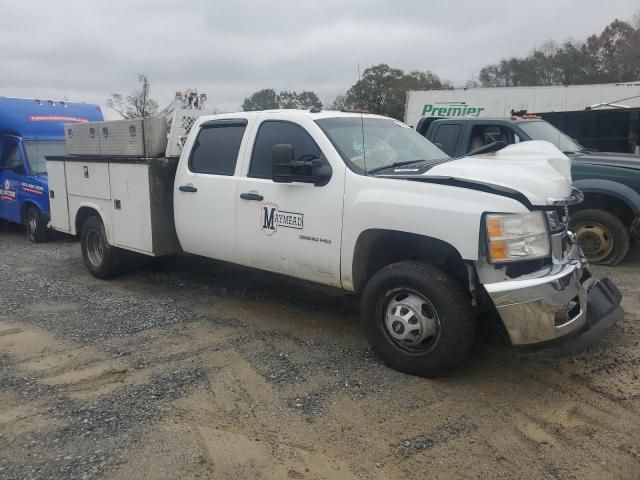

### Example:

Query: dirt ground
xmin=0 ymin=223 xmax=639 ymax=480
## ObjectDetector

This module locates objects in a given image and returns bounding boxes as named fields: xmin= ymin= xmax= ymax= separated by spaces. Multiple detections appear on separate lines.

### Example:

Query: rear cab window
xmin=189 ymin=120 xmax=248 ymax=175
xmin=431 ymin=124 xmax=461 ymax=157
xmin=467 ymin=125 xmax=519 ymax=153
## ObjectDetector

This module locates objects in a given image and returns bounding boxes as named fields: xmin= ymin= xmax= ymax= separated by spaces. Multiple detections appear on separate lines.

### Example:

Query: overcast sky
xmin=1 ymin=0 xmax=638 ymax=119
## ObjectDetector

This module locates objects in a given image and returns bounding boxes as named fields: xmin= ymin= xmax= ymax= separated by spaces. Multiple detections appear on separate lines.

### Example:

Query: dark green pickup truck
xmin=416 ymin=116 xmax=640 ymax=265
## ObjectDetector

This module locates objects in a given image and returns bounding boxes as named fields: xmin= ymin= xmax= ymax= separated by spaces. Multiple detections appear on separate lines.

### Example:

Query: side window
xmin=0 ymin=137 xmax=24 ymax=172
xmin=468 ymin=125 xmax=516 ymax=153
xmin=249 ymin=121 xmax=322 ymax=179
xmin=189 ymin=121 xmax=247 ymax=175
xmin=432 ymin=124 xmax=461 ymax=157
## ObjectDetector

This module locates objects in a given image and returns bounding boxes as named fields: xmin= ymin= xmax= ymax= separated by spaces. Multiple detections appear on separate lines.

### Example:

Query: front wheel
xmin=80 ymin=215 xmax=125 ymax=279
xmin=25 ymin=206 xmax=49 ymax=243
xmin=571 ymin=209 xmax=629 ymax=266
xmin=360 ymin=261 xmax=476 ymax=378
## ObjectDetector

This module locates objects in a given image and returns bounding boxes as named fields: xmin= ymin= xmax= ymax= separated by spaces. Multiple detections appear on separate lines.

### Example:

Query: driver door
xmin=235 ymin=117 xmax=345 ymax=287
xmin=0 ymin=135 xmax=25 ymax=223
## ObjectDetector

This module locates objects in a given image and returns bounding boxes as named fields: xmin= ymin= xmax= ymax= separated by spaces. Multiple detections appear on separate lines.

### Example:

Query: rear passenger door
xmin=173 ymin=118 xmax=249 ymax=262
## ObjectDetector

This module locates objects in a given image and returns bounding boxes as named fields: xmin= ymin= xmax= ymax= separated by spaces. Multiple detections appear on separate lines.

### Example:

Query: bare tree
xmin=108 ymin=74 xmax=159 ymax=119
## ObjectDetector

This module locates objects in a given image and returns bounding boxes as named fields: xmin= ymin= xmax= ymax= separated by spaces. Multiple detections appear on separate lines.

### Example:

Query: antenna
xmin=357 ymin=65 xmax=367 ymax=175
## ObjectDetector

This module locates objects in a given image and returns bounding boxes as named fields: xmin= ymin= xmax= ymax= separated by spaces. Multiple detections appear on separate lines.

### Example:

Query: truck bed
xmin=46 ymin=155 xmax=180 ymax=257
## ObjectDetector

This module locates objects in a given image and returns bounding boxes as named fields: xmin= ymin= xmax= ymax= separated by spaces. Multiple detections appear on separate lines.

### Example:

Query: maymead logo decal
xmin=422 ymin=103 xmax=485 ymax=117
xmin=261 ymin=202 xmax=303 ymax=236
xmin=0 ymin=179 xmax=16 ymax=201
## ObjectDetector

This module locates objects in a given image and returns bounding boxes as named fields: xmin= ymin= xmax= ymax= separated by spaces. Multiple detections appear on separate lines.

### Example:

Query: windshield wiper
xmin=367 ymin=159 xmax=432 ymax=174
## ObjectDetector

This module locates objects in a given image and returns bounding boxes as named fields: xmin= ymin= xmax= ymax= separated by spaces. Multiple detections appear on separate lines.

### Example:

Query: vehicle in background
xmin=541 ymin=107 xmax=640 ymax=155
xmin=0 ymin=97 xmax=103 ymax=241
xmin=404 ymin=82 xmax=640 ymax=155
xmin=416 ymin=115 xmax=640 ymax=265
xmin=46 ymin=109 xmax=623 ymax=377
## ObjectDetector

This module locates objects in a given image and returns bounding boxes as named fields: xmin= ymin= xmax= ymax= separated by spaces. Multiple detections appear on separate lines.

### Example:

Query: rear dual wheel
xmin=80 ymin=216 xmax=126 ymax=279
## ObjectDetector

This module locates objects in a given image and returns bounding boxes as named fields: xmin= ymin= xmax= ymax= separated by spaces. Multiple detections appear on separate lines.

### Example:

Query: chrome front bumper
xmin=484 ymin=244 xmax=623 ymax=347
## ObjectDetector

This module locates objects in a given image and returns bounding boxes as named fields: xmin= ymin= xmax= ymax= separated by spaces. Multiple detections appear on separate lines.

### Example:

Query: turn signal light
xmin=486 ymin=217 xmax=504 ymax=238
xmin=484 ymin=212 xmax=550 ymax=263
xmin=489 ymin=241 xmax=508 ymax=261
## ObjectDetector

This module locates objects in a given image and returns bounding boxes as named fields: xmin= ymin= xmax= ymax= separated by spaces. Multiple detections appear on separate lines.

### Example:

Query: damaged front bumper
xmin=484 ymin=244 xmax=623 ymax=353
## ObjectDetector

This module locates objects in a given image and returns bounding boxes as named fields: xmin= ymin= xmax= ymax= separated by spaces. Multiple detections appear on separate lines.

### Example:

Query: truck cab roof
xmin=415 ymin=115 xmax=543 ymax=136
xmin=0 ymin=97 xmax=103 ymax=140
xmin=198 ymin=109 xmax=394 ymax=123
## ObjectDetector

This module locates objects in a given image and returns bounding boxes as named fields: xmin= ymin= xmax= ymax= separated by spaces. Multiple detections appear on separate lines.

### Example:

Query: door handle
xmin=240 ymin=192 xmax=264 ymax=201
xmin=179 ymin=185 xmax=197 ymax=193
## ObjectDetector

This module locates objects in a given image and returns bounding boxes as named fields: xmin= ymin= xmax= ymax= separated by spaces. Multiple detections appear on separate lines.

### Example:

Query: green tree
xmin=242 ymin=88 xmax=279 ymax=111
xmin=584 ymin=19 xmax=639 ymax=82
xmin=328 ymin=94 xmax=347 ymax=110
xmin=276 ymin=90 xmax=323 ymax=109
xmin=296 ymin=91 xmax=322 ymax=109
xmin=553 ymin=41 xmax=591 ymax=85
xmin=342 ymin=64 xmax=449 ymax=120
xmin=243 ymin=89 xmax=323 ymax=111
xmin=276 ymin=90 xmax=299 ymax=108
xmin=478 ymin=17 xmax=640 ymax=87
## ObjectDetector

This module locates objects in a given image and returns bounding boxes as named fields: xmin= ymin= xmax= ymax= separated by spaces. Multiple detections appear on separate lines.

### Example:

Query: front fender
xmin=573 ymin=179 xmax=640 ymax=215
xmin=340 ymin=173 xmax=529 ymax=291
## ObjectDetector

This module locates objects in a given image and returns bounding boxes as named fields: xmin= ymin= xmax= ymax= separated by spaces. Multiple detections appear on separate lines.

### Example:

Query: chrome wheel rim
xmin=574 ymin=221 xmax=614 ymax=262
xmin=86 ymin=229 xmax=105 ymax=267
xmin=383 ymin=290 xmax=440 ymax=352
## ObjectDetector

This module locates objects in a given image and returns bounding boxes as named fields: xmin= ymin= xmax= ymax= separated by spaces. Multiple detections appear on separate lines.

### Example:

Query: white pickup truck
xmin=46 ymin=110 xmax=623 ymax=377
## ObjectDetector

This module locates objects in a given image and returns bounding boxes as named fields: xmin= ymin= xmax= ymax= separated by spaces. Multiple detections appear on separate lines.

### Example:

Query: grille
xmin=545 ymin=206 xmax=569 ymax=233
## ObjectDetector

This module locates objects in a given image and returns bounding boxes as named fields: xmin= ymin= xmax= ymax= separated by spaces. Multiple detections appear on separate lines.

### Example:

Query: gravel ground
xmin=0 ymin=222 xmax=639 ymax=480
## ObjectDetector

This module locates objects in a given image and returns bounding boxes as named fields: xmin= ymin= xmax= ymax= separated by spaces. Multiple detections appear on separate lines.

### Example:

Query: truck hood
xmin=378 ymin=141 xmax=572 ymax=206
xmin=569 ymin=151 xmax=640 ymax=170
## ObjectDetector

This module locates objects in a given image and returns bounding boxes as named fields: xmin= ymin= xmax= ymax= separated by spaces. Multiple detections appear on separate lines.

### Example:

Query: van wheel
xmin=81 ymin=216 xmax=125 ymax=279
xmin=25 ymin=206 xmax=48 ymax=243
xmin=571 ymin=209 xmax=629 ymax=266
xmin=360 ymin=261 xmax=476 ymax=378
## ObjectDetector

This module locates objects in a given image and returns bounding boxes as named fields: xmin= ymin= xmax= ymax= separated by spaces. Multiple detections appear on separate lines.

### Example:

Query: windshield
xmin=23 ymin=140 xmax=64 ymax=175
xmin=316 ymin=117 xmax=448 ymax=174
xmin=519 ymin=121 xmax=582 ymax=154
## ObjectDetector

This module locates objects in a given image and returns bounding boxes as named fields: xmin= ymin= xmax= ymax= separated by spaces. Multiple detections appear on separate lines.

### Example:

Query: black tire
xmin=25 ymin=206 xmax=49 ymax=243
xmin=571 ymin=209 xmax=629 ymax=266
xmin=80 ymin=215 xmax=125 ymax=279
xmin=360 ymin=261 xmax=476 ymax=378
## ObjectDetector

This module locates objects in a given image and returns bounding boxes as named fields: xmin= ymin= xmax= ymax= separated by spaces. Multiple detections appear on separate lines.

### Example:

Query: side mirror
xmin=272 ymin=144 xmax=295 ymax=183
xmin=271 ymin=144 xmax=332 ymax=186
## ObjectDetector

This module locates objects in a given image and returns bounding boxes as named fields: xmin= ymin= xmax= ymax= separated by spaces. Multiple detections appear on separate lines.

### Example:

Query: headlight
xmin=485 ymin=211 xmax=550 ymax=263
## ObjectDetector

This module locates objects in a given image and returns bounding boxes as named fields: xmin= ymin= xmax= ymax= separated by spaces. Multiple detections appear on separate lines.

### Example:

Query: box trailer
xmin=405 ymin=82 xmax=640 ymax=126
xmin=405 ymin=82 xmax=640 ymax=154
